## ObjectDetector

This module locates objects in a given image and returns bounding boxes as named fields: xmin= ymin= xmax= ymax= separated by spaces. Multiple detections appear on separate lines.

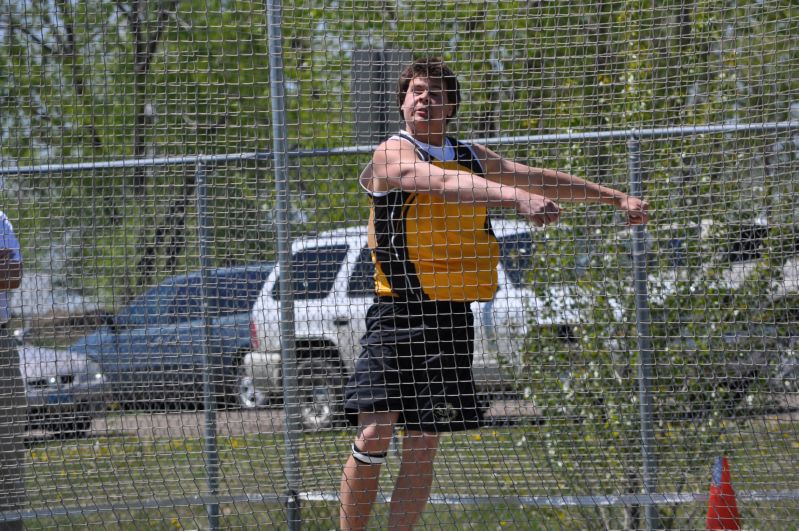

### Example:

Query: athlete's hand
xmin=518 ymin=193 xmax=562 ymax=227
xmin=615 ymin=195 xmax=649 ymax=225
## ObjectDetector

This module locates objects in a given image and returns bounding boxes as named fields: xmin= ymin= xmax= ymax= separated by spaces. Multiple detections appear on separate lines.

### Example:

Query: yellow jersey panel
xmin=370 ymin=152 xmax=500 ymax=302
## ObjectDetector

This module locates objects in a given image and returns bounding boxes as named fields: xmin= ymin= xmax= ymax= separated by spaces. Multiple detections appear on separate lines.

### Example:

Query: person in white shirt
xmin=0 ymin=211 xmax=24 ymax=531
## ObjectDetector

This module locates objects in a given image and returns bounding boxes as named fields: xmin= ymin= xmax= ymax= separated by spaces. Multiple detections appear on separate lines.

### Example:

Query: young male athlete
xmin=339 ymin=57 xmax=649 ymax=530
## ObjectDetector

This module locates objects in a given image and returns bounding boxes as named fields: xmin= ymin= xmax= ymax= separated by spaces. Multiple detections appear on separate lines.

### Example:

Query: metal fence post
xmin=196 ymin=162 xmax=221 ymax=530
xmin=628 ymin=137 xmax=661 ymax=530
xmin=265 ymin=1 xmax=303 ymax=529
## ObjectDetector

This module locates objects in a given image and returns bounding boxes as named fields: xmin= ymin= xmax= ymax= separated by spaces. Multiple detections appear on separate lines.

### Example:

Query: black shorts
xmin=343 ymin=298 xmax=484 ymax=433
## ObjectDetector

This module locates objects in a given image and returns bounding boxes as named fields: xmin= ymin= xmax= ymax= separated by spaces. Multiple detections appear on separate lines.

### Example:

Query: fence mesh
xmin=1 ymin=0 xmax=798 ymax=529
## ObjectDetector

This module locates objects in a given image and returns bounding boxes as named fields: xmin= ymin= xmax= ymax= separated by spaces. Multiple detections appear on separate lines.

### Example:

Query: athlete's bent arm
xmin=367 ymin=139 xmax=562 ymax=226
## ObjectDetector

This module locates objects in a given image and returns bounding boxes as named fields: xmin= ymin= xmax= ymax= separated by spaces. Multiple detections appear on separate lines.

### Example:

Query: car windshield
xmin=114 ymin=278 xmax=195 ymax=328
xmin=272 ymin=245 xmax=349 ymax=300
xmin=114 ymin=265 xmax=272 ymax=327
xmin=172 ymin=267 xmax=274 ymax=319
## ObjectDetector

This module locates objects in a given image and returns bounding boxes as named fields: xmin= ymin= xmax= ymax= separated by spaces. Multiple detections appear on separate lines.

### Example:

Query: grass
xmin=17 ymin=420 xmax=799 ymax=529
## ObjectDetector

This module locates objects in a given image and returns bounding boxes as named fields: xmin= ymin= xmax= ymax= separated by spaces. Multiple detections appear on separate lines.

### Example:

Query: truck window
xmin=271 ymin=245 xmax=349 ymax=300
xmin=211 ymin=269 xmax=273 ymax=313
xmin=498 ymin=232 xmax=535 ymax=288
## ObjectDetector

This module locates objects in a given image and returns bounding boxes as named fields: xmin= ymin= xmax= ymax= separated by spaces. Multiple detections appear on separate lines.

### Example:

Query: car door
xmin=159 ymin=280 xmax=221 ymax=399
xmin=154 ymin=274 xmax=257 ymax=402
xmin=121 ymin=267 xmax=273 ymax=405
xmin=111 ymin=276 xmax=205 ymax=403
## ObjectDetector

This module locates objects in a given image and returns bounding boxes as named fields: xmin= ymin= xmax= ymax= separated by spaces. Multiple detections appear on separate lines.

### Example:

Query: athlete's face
xmin=401 ymin=76 xmax=455 ymax=143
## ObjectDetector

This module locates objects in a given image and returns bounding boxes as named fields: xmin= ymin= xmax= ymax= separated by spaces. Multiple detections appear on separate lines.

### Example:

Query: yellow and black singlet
xmin=365 ymin=131 xmax=500 ymax=303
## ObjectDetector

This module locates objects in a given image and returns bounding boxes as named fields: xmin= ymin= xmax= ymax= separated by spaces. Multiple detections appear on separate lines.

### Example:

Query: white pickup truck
xmin=242 ymin=219 xmax=620 ymax=429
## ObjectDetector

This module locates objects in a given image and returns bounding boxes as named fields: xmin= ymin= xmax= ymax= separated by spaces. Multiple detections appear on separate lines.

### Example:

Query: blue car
xmin=23 ymin=262 xmax=273 ymax=432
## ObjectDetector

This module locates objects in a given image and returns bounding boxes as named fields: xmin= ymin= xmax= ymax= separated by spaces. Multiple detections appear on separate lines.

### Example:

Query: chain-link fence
xmin=1 ymin=0 xmax=798 ymax=529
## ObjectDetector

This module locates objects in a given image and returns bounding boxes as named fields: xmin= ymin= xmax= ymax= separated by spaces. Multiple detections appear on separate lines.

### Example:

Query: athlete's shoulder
xmin=373 ymin=135 xmax=419 ymax=163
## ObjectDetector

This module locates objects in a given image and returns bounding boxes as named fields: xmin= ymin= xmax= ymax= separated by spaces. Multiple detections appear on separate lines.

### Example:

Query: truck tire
xmin=50 ymin=409 xmax=92 ymax=438
xmin=296 ymin=358 xmax=344 ymax=431
xmin=238 ymin=372 xmax=269 ymax=409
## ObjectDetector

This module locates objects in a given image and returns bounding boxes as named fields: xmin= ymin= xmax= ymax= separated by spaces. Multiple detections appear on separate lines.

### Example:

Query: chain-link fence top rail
xmin=1 ymin=0 xmax=798 ymax=529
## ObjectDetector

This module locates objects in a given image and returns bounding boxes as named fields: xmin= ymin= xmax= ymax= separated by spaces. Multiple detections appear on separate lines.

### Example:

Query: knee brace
xmin=351 ymin=443 xmax=387 ymax=465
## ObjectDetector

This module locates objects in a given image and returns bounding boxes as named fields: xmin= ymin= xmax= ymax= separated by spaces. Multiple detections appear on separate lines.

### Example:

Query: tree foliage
xmin=2 ymin=1 xmax=796 ymax=294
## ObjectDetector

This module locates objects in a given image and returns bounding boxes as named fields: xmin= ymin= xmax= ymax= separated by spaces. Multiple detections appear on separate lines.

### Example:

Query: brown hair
xmin=396 ymin=57 xmax=460 ymax=122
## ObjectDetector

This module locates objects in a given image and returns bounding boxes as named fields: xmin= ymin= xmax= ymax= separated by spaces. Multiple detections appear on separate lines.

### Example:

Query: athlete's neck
xmin=405 ymin=129 xmax=447 ymax=147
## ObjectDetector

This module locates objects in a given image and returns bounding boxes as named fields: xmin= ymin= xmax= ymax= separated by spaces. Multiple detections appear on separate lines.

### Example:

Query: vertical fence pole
xmin=627 ymin=137 xmax=661 ymax=530
xmin=265 ymin=1 xmax=302 ymax=529
xmin=196 ymin=163 xmax=221 ymax=530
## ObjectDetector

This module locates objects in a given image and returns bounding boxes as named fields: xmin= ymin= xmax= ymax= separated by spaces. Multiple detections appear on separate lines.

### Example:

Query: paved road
xmin=92 ymin=408 xmax=287 ymax=438
xmin=83 ymin=400 xmax=541 ymax=439
xmin=26 ymin=397 xmax=797 ymax=443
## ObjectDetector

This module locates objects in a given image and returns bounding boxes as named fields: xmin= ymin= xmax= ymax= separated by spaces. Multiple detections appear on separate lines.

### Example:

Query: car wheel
xmin=238 ymin=374 xmax=268 ymax=409
xmin=297 ymin=358 xmax=344 ymax=431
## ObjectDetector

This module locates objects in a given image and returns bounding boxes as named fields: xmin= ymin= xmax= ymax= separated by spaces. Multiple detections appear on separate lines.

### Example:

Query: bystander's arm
xmin=0 ymin=249 xmax=22 ymax=291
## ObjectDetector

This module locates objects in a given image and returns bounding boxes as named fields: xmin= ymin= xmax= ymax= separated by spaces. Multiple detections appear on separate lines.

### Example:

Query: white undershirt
xmin=396 ymin=130 xmax=455 ymax=161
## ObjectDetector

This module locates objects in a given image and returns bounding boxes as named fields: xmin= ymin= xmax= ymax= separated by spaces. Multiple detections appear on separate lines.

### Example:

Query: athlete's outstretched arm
xmin=472 ymin=143 xmax=649 ymax=225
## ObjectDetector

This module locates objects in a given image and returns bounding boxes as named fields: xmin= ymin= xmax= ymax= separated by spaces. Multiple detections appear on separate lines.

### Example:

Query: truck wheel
xmin=51 ymin=411 xmax=92 ymax=438
xmin=238 ymin=373 xmax=268 ymax=409
xmin=297 ymin=358 xmax=344 ymax=431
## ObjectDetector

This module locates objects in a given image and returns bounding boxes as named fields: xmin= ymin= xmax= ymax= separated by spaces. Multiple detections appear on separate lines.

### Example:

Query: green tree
xmin=2 ymin=0 xmax=279 ymax=299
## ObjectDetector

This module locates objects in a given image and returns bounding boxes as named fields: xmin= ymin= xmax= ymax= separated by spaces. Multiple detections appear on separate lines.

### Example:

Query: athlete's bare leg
xmin=386 ymin=429 xmax=440 ymax=530
xmin=339 ymin=411 xmax=398 ymax=531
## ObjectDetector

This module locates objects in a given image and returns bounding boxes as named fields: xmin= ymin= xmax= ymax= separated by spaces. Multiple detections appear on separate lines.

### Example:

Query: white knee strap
xmin=352 ymin=443 xmax=387 ymax=465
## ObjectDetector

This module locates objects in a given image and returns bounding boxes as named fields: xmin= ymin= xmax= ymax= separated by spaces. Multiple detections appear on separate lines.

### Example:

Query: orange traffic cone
xmin=706 ymin=456 xmax=741 ymax=530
